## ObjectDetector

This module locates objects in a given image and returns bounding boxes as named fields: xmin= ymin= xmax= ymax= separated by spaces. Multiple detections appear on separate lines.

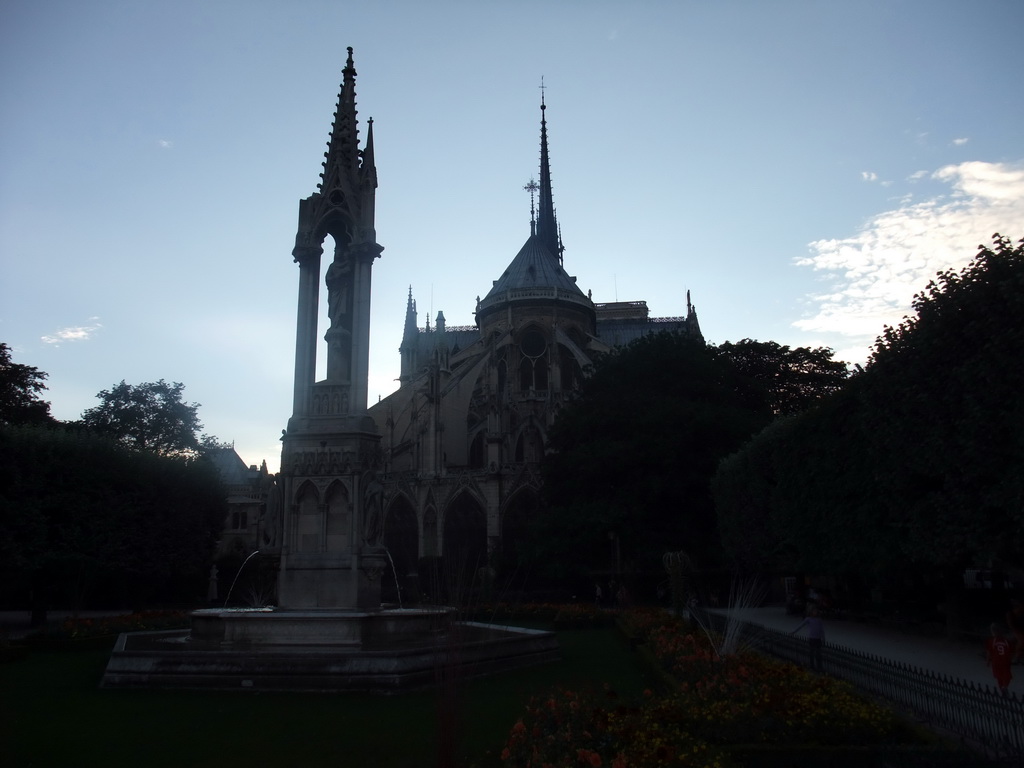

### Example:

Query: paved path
xmin=713 ymin=605 xmax=1008 ymax=692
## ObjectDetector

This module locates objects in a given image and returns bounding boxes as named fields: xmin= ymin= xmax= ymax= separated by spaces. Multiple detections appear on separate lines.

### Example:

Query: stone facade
xmin=366 ymin=97 xmax=702 ymax=594
xmin=205 ymin=446 xmax=269 ymax=558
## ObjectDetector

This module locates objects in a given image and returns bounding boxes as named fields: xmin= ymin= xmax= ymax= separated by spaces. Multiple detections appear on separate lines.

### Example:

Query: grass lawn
xmin=1 ymin=627 xmax=654 ymax=768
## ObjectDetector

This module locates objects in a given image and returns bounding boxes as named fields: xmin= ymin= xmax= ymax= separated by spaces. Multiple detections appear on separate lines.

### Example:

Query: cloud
xmin=795 ymin=160 xmax=1024 ymax=357
xmin=953 ymin=137 xmax=969 ymax=146
xmin=42 ymin=319 xmax=103 ymax=345
xmin=861 ymin=171 xmax=878 ymax=181
xmin=158 ymin=139 xmax=173 ymax=149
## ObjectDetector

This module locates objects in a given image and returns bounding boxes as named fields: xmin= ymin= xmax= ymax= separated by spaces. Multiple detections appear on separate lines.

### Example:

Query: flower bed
xmin=466 ymin=602 xmax=612 ymax=628
xmin=501 ymin=686 xmax=730 ymax=768
xmin=500 ymin=607 xmax=936 ymax=768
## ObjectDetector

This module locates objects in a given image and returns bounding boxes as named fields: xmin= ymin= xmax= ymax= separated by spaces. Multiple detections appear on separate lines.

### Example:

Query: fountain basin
xmin=189 ymin=606 xmax=456 ymax=649
xmin=100 ymin=608 xmax=559 ymax=692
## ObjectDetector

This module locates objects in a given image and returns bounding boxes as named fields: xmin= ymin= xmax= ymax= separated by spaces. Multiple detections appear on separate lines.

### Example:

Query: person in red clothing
xmin=986 ymin=623 xmax=1013 ymax=696
xmin=1005 ymin=599 xmax=1024 ymax=663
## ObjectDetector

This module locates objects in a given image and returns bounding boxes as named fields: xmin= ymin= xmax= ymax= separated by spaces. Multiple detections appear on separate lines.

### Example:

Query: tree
xmin=0 ymin=423 xmax=226 ymax=614
xmin=716 ymin=340 xmax=849 ymax=416
xmin=714 ymin=234 xmax=1024 ymax=601
xmin=531 ymin=332 xmax=848 ymax=584
xmin=0 ymin=343 xmax=52 ymax=426
xmin=861 ymin=234 xmax=1024 ymax=576
xmin=81 ymin=379 xmax=203 ymax=457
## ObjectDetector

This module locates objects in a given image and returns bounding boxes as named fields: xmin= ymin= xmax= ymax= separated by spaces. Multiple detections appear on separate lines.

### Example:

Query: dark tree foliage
xmin=863 ymin=234 xmax=1024 ymax=573
xmin=716 ymin=340 xmax=850 ymax=416
xmin=81 ymin=379 xmax=203 ymax=457
xmin=532 ymin=332 xmax=847 ymax=583
xmin=0 ymin=424 xmax=226 ymax=610
xmin=0 ymin=343 xmax=53 ymax=426
xmin=714 ymin=234 xmax=1024 ymax=589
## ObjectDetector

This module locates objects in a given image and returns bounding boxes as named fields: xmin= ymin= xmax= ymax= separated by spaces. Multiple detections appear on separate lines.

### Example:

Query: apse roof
xmin=482 ymin=234 xmax=587 ymax=301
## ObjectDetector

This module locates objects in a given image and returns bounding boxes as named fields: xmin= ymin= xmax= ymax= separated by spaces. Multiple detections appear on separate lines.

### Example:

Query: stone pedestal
xmin=275 ymin=413 xmax=384 ymax=612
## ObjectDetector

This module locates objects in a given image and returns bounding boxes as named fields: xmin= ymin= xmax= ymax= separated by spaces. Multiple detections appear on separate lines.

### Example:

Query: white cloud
xmin=158 ymin=139 xmax=173 ymax=149
xmin=42 ymin=319 xmax=103 ymax=345
xmin=935 ymin=160 xmax=1024 ymax=202
xmin=795 ymin=160 xmax=1024 ymax=357
xmin=953 ymin=137 xmax=969 ymax=146
xmin=861 ymin=171 xmax=878 ymax=181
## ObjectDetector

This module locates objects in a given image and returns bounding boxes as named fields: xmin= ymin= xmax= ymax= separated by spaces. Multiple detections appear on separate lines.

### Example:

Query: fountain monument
xmin=101 ymin=48 xmax=558 ymax=691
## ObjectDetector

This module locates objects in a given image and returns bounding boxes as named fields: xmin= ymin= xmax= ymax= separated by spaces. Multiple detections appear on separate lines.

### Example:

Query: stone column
xmin=349 ymin=243 xmax=382 ymax=412
xmin=292 ymin=247 xmax=322 ymax=417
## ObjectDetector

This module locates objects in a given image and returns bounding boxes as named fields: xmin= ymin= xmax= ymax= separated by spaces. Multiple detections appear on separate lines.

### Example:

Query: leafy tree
xmin=714 ymin=234 xmax=1024 ymax=599
xmin=0 ymin=343 xmax=52 ymax=426
xmin=716 ymin=339 xmax=849 ymax=416
xmin=531 ymin=332 xmax=848 ymax=583
xmin=862 ymin=234 xmax=1024 ymax=575
xmin=0 ymin=423 xmax=225 ymax=614
xmin=81 ymin=379 xmax=203 ymax=457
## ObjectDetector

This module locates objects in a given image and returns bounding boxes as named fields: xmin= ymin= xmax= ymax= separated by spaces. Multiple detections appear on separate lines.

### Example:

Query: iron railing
xmin=693 ymin=608 xmax=1024 ymax=765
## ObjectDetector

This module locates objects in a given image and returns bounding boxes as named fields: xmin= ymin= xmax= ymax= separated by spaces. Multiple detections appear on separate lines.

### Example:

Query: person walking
xmin=791 ymin=607 xmax=825 ymax=672
xmin=986 ymin=623 xmax=1013 ymax=696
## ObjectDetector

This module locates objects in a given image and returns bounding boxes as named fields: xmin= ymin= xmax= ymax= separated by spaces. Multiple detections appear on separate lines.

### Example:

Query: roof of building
xmin=481 ymin=234 xmax=587 ymax=303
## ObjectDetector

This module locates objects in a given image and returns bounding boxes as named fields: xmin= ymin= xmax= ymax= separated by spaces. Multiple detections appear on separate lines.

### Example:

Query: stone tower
xmin=275 ymin=48 xmax=386 ymax=610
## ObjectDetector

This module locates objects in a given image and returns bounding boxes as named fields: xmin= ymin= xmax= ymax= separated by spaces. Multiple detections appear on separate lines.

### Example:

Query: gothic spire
xmin=361 ymin=117 xmax=377 ymax=189
xmin=402 ymin=286 xmax=418 ymax=341
xmin=295 ymin=46 xmax=379 ymax=256
xmin=535 ymin=82 xmax=562 ymax=263
xmin=319 ymin=47 xmax=360 ymax=194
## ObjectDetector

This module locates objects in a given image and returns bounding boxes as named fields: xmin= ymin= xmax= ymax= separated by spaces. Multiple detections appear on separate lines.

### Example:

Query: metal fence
xmin=693 ymin=608 xmax=1024 ymax=765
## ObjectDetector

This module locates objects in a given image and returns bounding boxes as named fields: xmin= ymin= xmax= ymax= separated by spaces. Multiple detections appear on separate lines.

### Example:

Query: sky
xmin=2 ymin=0 xmax=1022 ymax=473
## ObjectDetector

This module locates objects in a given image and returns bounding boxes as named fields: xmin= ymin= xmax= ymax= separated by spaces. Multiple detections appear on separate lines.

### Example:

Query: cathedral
xmin=365 ymin=81 xmax=702 ymax=593
xmin=233 ymin=49 xmax=704 ymax=605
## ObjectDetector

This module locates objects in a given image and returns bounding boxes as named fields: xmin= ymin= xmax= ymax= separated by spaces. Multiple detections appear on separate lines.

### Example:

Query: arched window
xmin=423 ymin=508 xmax=438 ymax=558
xmin=469 ymin=431 xmax=485 ymax=469
xmin=517 ymin=328 xmax=549 ymax=391
xmin=497 ymin=357 xmax=507 ymax=394
xmin=514 ymin=425 xmax=542 ymax=464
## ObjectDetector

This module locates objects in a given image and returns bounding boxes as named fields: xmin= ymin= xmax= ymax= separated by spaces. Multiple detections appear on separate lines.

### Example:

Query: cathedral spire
xmin=399 ymin=286 xmax=419 ymax=387
xmin=535 ymin=81 xmax=562 ymax=263
xmin=403 ymin=286 xmax=418 ymax=339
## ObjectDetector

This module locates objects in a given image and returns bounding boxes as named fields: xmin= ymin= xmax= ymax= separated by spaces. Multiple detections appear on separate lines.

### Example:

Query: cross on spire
xmin=524 ymin=177 xmax=539 ymax=234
